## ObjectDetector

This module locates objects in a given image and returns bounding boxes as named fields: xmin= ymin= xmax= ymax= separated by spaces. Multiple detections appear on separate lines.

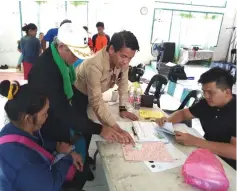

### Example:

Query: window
xmin=151 ymin=9 xmax=223 ymax=58
xmin=66 ymin=1 xmax=88 ymax=27
xmin=156 ymin=0 xmax=227 ymax=8
xmin=21 ymin=0 xmax=66 ymax=34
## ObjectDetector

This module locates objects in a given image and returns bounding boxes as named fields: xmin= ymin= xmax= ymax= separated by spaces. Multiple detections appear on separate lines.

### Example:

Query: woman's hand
xmin=71 ymin=152 xmax=84 ymax=172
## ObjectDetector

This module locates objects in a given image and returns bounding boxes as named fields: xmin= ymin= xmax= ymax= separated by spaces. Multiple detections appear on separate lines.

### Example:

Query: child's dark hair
xmin=106 ymin=30 xmax=140 ymax=52
xmin=22 ymin=23 xmax=37 ymax=35
xmin=0 ymin=80 xmax=47 ymax=123
xmin=96 ymin=22 xmax=104 ymax=28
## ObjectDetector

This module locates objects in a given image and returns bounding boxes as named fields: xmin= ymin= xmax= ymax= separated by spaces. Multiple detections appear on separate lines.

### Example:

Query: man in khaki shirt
xmin=74 ymin=31 xmax=139 ymax=143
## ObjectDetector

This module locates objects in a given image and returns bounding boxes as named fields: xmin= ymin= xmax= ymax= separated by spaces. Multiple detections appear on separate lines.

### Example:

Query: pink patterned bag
xmin=182 ymin=149 xmax=229 ymax=191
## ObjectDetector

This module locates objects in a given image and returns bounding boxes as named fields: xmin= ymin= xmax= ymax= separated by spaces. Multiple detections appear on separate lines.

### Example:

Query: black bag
xmin=128 ymin=64 xmax=145 ymax=82
xmin=168 ymin=65 xmax=187 ymax=82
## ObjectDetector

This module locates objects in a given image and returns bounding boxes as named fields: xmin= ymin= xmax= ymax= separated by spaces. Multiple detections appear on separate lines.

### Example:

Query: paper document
xmin=173 ymin=123 xmax=202 ymax=138
xmin=132 ymin=121 xmax=170 ymax=143
xmin=144 ymin=143 xmax=187 ymax=172
xmin=157 ymin=122 xmax=175 ymax=135
xmin=139 ymin=110 xmax=163 ymax=119
xmin=122 ymin=142 xmax=173 ymax=162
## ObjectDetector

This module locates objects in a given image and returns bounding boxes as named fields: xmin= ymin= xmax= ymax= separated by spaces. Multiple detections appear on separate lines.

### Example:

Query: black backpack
xmin=168 ymin=65 xmax=187 ymax=82
xmin=128 ymin=64 xmax=145 ymax=82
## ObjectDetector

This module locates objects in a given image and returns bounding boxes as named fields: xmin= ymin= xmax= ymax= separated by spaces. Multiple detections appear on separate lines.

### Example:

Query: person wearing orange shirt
xmin=92 ymin=22 xmax=110 ymax=53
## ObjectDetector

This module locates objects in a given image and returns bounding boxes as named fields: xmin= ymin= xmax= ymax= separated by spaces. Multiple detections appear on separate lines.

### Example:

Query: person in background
xmin=28 ymin=23 xmax=125 ymax=181
xmin=92 ymin=22 xmax=110 ymax=53
xmin=20 ymin=23 xmax=42 ymax=80
xmin=0 ymin=80 xmax=88 ymax=191
xmin=156 ymin=68 xmax=236 ymax=169
xmin=39 ymin=32 xmax=44 ymax=50
xmin=74 ymin=30 xmax=140 ymax=147
xmin=16 ymin=40 xmax=23 ymax=71
xmin=42 ymin=19 xmax=72 ymax=51
xmin=83 ymin=26 xmax=93 ymax=50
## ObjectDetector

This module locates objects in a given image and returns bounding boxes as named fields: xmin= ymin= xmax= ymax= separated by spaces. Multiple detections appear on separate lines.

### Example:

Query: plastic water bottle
xmin=128 ymin=86 xmax=135 ymax=105
xmin=134 ymin=88 xmax=142 ymax=110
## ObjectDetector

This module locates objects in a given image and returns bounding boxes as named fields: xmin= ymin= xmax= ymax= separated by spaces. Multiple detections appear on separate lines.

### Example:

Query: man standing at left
xmin=28 ymin=23 xmax=126 ymax=184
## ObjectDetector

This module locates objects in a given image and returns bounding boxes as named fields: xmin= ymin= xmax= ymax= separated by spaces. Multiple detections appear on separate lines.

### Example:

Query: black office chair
xmin=144 ymin=74 xmax=168 ymax=108
xmin=163 ymin=90 xmax=203 ymax=127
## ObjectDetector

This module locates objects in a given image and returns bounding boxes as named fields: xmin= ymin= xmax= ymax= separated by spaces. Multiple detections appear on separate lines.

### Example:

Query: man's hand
xmin=71 ymin=152 xmax=84 ymax=172
xmin=100 ymin=126 xmax=121 ymax=143
xmin=112 ymin=124 xmax=135 ymax=145
xmin=156 ymin=117 xmax=169 ymax=127
xmin=175 ymin=131 xmax=200 ymax=146
xmin=120 ymin=111 xmax=138 ymax=121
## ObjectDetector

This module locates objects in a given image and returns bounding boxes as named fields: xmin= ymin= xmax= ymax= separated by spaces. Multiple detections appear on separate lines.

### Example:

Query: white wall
xmin=0 ymin=0 xmax=236 ymax=67
xmin=0 ymin=1 xmax=21 ymax=67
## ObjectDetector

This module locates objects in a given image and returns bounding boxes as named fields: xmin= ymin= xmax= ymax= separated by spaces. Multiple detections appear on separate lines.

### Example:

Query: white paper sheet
xmin=144 ymin=143 xmax=187 ymax=172
xmin=132 ymin=121 xmax=170 ymax=143
xmin=157 ymin=122 xmax=175 ymax=135
xmin=173 ymin=123 xmax=202 ymax=138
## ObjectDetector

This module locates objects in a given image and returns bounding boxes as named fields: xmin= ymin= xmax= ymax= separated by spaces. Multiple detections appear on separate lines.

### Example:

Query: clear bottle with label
xmin=134 ymin=87 xmax=142 ymax=110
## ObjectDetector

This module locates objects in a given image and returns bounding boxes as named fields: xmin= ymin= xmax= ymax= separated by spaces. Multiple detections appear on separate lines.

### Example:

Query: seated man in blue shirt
xmin=42 ymin=19 xmax=72 ymax=51
xmin=156 ymin=68 xmax=236 ymax=169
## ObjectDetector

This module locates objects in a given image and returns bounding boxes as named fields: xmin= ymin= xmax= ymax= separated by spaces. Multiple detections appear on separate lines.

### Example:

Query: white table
xmin=90 ymin=102 xmax=236 ymax=191
xmin=179 ymin=48 xmax=214 ymax=65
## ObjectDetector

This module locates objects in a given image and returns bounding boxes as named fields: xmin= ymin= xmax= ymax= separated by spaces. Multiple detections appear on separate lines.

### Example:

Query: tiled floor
xmin=0 ymin=64 xmax=209 ymax=190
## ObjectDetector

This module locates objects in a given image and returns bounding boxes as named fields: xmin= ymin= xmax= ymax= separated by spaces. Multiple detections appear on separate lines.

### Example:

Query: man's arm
xmin=168 ymin=108 xmax=195 ymax=123
xmin=46 ymin=76 xmax=102 ymax=135
xmin=116 ymin=69 xmax=129 ymax=108
xmin=84 ymin=63 xmax=116 ymax=127
xmin=29 ymin=64 xmax=102 ymax=135
xmin=193 ymin=136 xmax=236 ymax=160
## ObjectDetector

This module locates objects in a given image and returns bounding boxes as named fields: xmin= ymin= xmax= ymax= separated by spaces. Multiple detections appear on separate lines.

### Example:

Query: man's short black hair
xmin=198 ymin=67 xmax=235 ymax=90
xmin=60 ymin=19 xmax=72 ymax=27
xmin=106 ymin=30 xmax=139 ymax=52
xmin=96 ymin=22 xmax=104 ymax=28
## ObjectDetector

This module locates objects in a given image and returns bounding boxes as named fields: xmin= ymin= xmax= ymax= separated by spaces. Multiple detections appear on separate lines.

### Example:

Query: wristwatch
xmin=119 ymin=106 xmax=127 ymax=112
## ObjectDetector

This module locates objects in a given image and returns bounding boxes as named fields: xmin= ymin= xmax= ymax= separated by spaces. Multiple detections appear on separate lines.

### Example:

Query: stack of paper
xmin=132 ymin=121 xmax=170 ymax=143
xmin=157 ymin=122 xmax=175 ymax=135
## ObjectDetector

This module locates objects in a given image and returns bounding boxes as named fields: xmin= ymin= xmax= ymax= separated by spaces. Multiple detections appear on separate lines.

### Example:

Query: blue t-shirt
xmin=20 ymin=36 xmax=41 ymax=64
xmin=43 ymin=28 xmax=58 ymax=45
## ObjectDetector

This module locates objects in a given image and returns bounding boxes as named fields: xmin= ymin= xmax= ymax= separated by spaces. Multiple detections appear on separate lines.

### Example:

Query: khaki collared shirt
xmin=74 ymin=47 xmax=128 ymax=127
